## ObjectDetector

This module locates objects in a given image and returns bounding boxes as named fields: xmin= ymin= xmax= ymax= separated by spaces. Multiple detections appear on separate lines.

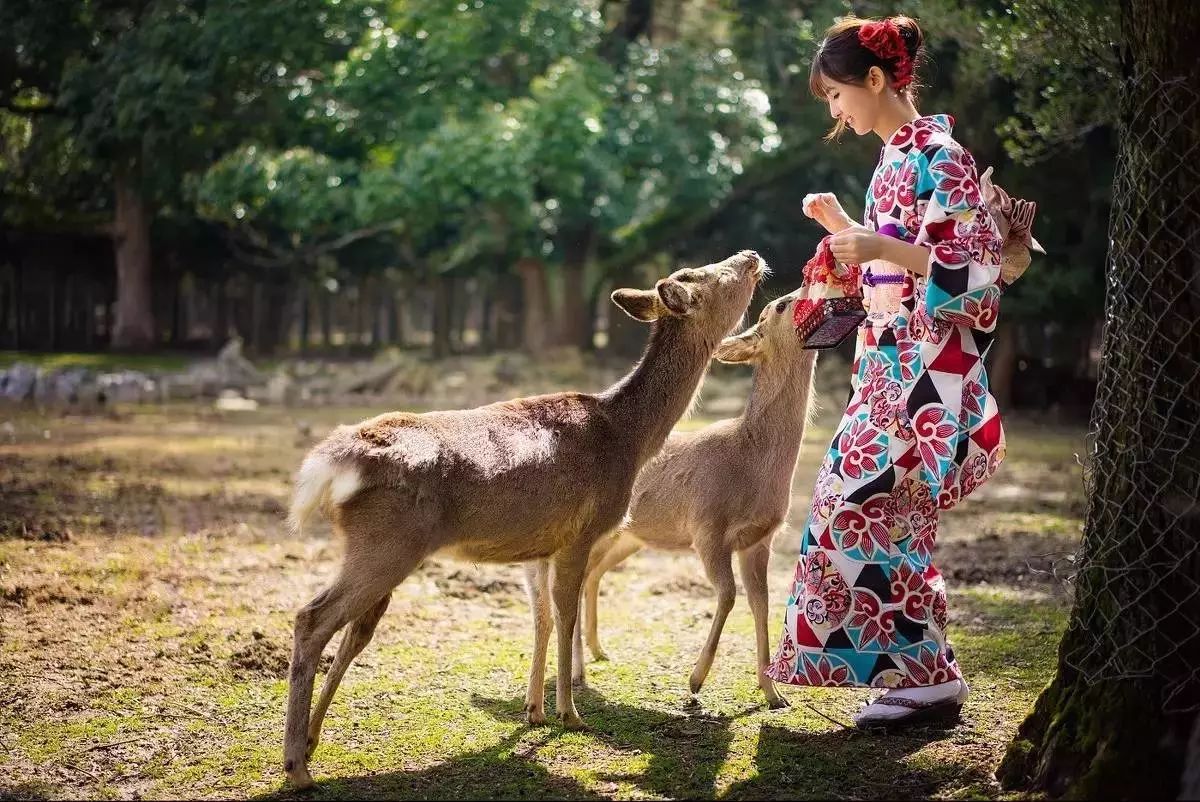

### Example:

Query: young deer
xmin=574 ymin=286 xmax=818 ymax=709
xmin=283 ymin=251 xmax=764 ymax=788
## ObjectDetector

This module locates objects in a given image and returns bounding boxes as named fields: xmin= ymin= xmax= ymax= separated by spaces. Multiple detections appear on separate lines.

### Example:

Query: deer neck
xmin=601 ymin=317 xmax=718 ymax=466
xmin=739 ymin=349 xmax=818 ymax=461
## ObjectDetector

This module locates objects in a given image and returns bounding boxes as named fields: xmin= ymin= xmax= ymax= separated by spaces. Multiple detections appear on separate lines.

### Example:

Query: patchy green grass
xmin=0 ymin=351 xmax=196 ymax=373
xmin=0 ymin=402 xmax=1084 ymax=800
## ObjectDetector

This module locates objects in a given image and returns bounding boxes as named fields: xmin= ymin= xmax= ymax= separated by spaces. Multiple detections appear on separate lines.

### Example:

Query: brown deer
xmin=283 ymin=250 xmax=764 ymax=788
xmin=572 ymin=285 xmax=818 ymax=709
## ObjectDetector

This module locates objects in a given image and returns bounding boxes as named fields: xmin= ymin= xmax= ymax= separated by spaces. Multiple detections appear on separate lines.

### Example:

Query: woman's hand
xmin=802 ymin=193 xmax=853 ymax=234
xmin=828 ymin=225 xmax=888 ymax=263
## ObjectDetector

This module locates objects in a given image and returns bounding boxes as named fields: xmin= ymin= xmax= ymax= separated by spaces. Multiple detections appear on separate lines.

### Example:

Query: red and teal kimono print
xmin=766 ymin=114 xmax=1006 ymax=689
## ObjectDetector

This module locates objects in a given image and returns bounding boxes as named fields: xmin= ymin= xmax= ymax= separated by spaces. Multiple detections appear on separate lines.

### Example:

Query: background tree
xmin=0 ymin=0 xmax=1119 ymax=400
xmin=995 ymin=0 xmax=1200 ymax=795
xmin=0 ymin=0 xmax=365 ymax=349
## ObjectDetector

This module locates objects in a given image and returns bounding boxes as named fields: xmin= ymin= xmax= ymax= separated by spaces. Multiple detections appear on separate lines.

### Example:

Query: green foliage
xmin=0 ymin=0 xmax=1114 ymax=351
xmin=188 ymin=0 xmax=774 ymax=284
xmin=978 ymin=0 xmax=1120 ymax=164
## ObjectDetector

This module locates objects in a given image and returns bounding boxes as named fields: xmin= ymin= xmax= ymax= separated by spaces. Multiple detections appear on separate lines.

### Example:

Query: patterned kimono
xmin=766 ymin=114 xmax=1006 ymax=689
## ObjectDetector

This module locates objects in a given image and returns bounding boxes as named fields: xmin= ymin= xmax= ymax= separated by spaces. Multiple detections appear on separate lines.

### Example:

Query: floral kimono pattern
xmin=767 ymin=114 xmax=1006 ymax=689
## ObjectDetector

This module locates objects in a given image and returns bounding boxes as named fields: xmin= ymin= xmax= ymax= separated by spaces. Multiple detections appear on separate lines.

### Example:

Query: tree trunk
xmin=48 ymin=265 xmax=60 ymax=351
xmin=989 ymin=318 xmax=1017 ymax=409
xmin=213 ymin=279 xmax=229 ymax=349
xmin=451 ymin=277 xmax=471 ymax=351
xmin=390 ymin=284 xmax=405 ymax=346
xmin=479 ymin=276 xmax=495 ymax=354
xmin=517 ymin=257 xmax=553 ymax=355
xmin=84 ymin=279 xmax=95 ymax=350
xmin=111 ymin=167 xmax=156 ymax=350
xmin=493 ymin=274 xmax=522 ymax=350
xmin=431 ymin=273 xmax=453 ymax=359
xmin=558 ymin=226 xmax=596 ymax=350
xmin=997 ymin=2 xmax=1200 ymax=796
xmin=0 ymin=266 xmax=10 ymax=349
xmin=299 ymin=284 xmax=311 ymax=353
xmin=372 ymin=285 xmax=387 ymax=347
xmin=13 ymin=256 xmax=23 ymax=349
xmin=353 ymin=279 xmax=366 ymax=349
xmin=169 ymin=273 xmax=185 ymax=346
xmin=249 ymin=280 xmax=264 ymax=354
xmin=257 ymin=281 xmax=288 ymax=356
xmin=320 ymin=290 xmax=333 ymax=349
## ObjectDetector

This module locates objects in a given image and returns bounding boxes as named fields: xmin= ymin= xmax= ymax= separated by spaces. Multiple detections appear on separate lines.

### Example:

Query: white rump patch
xmin=329 ymin=466 xmax=363 ymax=506
xmin=289 ymin=455 xmax=364 ymax=535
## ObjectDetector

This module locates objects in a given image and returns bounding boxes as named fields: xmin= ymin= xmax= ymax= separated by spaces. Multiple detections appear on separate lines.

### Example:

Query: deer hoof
xmin=305 ymin=733 xmax=320 ymax=760
xmin=525 ymin=706 xmax=547 ymax=726
xmin=768 ymin=694 xmax=791 ymax=710
xmin=560 ymin=711 xmax=586 ymax=730
xmin=590 ymin=648 xmax=610 ymax=662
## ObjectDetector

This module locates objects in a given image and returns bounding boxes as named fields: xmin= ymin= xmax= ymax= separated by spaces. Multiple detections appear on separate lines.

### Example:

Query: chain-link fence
xmin=1060 ymin=67 xmax=1200 ymax=713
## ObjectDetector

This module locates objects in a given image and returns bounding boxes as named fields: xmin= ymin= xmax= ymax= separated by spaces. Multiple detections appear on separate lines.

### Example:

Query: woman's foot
xmin=853 ymin=678 xmax=969 ymax=729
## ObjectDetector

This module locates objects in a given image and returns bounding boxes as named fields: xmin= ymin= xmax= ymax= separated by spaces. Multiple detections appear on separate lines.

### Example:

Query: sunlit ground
xmin=0 ymin=401 xmax=1084 ymax=799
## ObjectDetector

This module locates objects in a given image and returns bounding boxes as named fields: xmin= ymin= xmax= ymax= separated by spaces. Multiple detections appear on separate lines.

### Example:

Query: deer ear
xmin=657 ymin=278 xmax=693 ymax=316
xmin=715 ymin=324 xmax=761 ymax=364
xmin=611 ymin=288 xmax=662 ymax=322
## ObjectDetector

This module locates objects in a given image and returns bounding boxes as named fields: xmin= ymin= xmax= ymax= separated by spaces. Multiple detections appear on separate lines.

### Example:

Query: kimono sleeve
xmin=912 ymin=145 xmax=1003 ymax=333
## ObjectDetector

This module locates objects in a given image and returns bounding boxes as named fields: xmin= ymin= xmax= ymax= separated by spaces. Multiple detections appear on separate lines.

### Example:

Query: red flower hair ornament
xmin=858 ymin=19 xmax=913 ymax=90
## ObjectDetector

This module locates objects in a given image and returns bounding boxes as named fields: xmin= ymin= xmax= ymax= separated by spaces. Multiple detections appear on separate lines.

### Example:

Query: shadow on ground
xmin=252 ymin=687 xmax=975 ymax=801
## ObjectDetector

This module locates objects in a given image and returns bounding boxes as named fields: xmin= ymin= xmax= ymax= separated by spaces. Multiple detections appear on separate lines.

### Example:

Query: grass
xmin=0 ymin=351 xmax=195 ymax=373
xmin=0 ymin=401 xmax=1086 ymax=800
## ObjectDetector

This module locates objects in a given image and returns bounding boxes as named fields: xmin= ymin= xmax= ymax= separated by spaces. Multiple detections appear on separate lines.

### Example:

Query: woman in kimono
xmin=765 ymin=15 xmax=1006 ymax=728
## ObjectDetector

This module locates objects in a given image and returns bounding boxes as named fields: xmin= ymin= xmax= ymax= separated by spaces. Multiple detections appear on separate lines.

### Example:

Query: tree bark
xmin=476 ymin=272 xmax=496 ymax=354
xmin=451 ymin=276 xmax=471 ymax=351
xmin=492 ymin=274 xmax=522 ymax=351
xmin=989 ymin=318 xmax=1017 ymax=410
xmin=212 ymin=279 xmax=229 ymax=349
xmin=298 ymin=284 xmax=311 ymax=353
xmin=431 ymin=273 xmax=453 ymax=359
xmin=111 ymin=167 xmax=156 ymax=350
xmin=320 ymin=289 xmax=333 ymax=349
xmin=558 ymin=225 xmax=596 ymax=350
xmin=390 ymin=283 xmax=406 ymax=346
xmin=48 ymin=265 xmax=60 ymax=351
xmin=14 ymin=256 xmax=23 ymax=349
xmin=517 ymin=257 xmax=553 ymax=355
xmin=997 ymin=1 xmax=1200 ymax=796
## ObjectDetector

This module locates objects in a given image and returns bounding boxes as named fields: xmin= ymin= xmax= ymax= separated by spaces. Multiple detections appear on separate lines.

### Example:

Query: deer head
xmin=611 ymin=250 xmax=766 ymax=340
xmin=714 ymin=284 xmax=816 ymax=365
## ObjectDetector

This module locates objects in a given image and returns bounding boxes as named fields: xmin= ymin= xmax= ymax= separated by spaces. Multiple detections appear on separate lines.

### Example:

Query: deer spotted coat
xmin=767 ymin=114 xmax=1006 ymax=689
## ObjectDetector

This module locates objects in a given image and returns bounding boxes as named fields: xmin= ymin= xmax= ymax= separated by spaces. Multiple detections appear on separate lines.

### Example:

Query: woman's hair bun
xmin=891 ymin=15 xmax=924 ymax=59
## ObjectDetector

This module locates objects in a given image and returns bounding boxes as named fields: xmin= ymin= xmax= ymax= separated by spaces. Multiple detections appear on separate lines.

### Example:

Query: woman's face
xmin=820 ymin=72 xmax=883 ymax=136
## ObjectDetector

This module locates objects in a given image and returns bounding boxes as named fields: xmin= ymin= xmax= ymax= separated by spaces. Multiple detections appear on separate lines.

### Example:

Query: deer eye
xmin=775 ymin=300 xmax=789 ymax=314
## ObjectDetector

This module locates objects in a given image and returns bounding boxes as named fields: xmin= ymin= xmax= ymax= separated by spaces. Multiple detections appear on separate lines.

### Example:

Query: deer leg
xmin=689 ymin=543 xmax=736 ymax=697
xmin=583 ymin=533 xmax=643 ymax=662
xmin=307 ymin=593 xmax=391 ymax=756
xmin=284 ymin=544 xmax=423 ymax=789
xmin=522 ymin=560 xmax=552 ymax=725
xmin=738 ymin=540 xmax=788 ymax=709
xmin=572 ymin=592 xmax=587 ymax=687
xmin=550 ymin=549 xmax=590 ymax=729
